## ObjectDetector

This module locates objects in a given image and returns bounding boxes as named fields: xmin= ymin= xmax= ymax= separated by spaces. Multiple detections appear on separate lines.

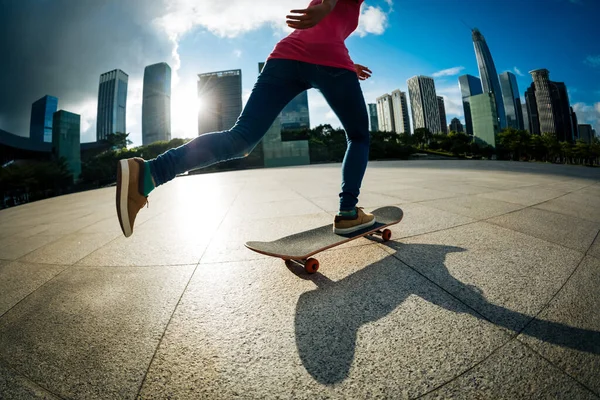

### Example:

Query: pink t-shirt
xmin=268 ymin=0 xmax=364 ymax=72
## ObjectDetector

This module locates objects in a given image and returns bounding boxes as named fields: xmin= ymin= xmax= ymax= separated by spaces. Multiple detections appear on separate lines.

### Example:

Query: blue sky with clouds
xmin=1 ymin=0 xmax=598 ymax=145
xmin=171 ymin=0 xmax=600 ymax=140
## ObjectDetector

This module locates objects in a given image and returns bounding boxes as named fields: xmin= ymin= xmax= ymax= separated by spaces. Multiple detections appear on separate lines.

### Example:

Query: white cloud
xmin=513 ymin=67 xmax=524 ymax=76
xmin=573 ymin=102 xmax=600 ymax=133
xmin=432 ymin=66 xmax=465 ymax=78
xmin=233 ymin=49 xmax=242 ymax=58
xmin=355 ymin=5 xmax=389 ymax=37
xmin=585 ymin=55 xmax=600 ymax=68
xmin=436 ymin=84 xmax=464 ymax=119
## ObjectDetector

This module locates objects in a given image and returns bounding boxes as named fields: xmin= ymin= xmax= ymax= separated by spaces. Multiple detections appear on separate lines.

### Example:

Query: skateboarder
xmin=116 ymin=0 xmax=375 ymax=237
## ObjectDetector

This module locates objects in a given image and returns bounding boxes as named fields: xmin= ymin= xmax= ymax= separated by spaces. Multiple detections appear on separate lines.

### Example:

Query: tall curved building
xmin=472 ymin=28 xmax=506 ymax=129
xmin=142 ymin=63 xmax=171 ymax=146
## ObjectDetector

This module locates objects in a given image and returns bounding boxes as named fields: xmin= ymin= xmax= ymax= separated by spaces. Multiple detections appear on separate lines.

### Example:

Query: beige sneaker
xmin=116 ymin=158 xmax=148 ymax=237
xmin=333 ymin=207 xmax=376 ymax=234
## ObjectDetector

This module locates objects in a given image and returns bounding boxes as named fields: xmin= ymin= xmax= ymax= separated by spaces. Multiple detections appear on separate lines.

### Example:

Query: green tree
xmin=542 ymin=132 xmax=560 ymax=163
xmin=497 ymin=128 xmax=530 ymax=161
xmin=413 ymin=128 xmax=432 ymax=150
xmin=103 ymin=132 xmax=132 ymax=150
xmin=528 ymin=134 xmax=547 ymax=162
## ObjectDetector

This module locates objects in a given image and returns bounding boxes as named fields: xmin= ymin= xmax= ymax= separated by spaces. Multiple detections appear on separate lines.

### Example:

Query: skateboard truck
xmin=287 ymin=228 xmax=392 ymax=275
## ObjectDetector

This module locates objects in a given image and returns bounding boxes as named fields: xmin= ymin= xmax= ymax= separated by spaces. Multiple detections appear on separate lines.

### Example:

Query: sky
xmin=0 ymin=0 xmax=599 ymax=147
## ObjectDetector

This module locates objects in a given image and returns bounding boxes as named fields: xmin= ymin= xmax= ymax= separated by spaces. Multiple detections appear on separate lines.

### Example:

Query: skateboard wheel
xmin=305 ymin=258 xmax=319 ymax=274
xmin=382 ymin=229 xmax=392 ymax=242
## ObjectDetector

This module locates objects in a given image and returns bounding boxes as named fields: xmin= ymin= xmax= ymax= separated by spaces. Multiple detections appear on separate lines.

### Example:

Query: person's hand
xmin=354 ymin=64 xmax=372 ymax=80
xmin=286 ymin=2 xmax=333 ymax=30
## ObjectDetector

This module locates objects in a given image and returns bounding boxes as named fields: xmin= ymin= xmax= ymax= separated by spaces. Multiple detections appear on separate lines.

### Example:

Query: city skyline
xmin=0 ymin=0 xmax=598 ymax=146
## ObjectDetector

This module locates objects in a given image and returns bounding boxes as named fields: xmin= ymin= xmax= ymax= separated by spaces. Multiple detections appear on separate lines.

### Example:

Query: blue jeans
xmin=148 ymin=59 xmax=370 ymax=211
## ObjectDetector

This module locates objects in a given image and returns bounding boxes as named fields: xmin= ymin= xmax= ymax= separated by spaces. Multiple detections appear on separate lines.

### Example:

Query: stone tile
xmin=379 ymin=186 xmax=461 ymax=203
xmin=139 ymin=246 xmax=509 ymax=399
xmin=201 ymin=212 xmax=334 ymax=264
xmin=545 ymin=180 xmax=594 ymax=192
xmin=76 ymin=226 xmax=211 ymax=267
xmin=518 ymin=256 xmax=600 ymax=394
xmin=233 ymin=188 xmax=304 ymax=205
xmin=388 ymin=203 xmax=475 ymax=239
xmin=0 ymin=261 xmax=68 ymax=316
xmin=462 ymin=177 xmax=538 ymax=190
xmin=421 ymin=195 xmax=524 ymax=220
xmin=20 ymin=233 xmax=117 ymax=265
xmin=421 ymin=340 xmax=596 ymax=400
xmin=535 ymin=192 xmax=600 ymax=223
xmin=392 ymin=222 xmax=583 ymax=332
xmin=0 ymin=265 xmax=195 ymax=400
xmin=228 ymin=198 xmax=324 ymax=220
xmin=0 ymin=235 xmax=62 ymax=261
xmin=417 ymin=181 xmax=498 ymax=195
xmin=478 ymin=187 xmax=567 ymax=206
xmin=78 ymin=217 xmax=123 ymax=235
xmin=307 ymin=192 xmax=404 ymax=213
xmin=488 ymin=208 xmax=600 ymax=252
xmin=590 ymin=234 xmax=600 ymax=259
xmin=0 ymin=361 xmax=61 ymax=399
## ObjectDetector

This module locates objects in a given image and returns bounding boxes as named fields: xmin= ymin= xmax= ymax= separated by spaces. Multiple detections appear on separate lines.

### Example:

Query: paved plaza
xmin=1 ymin=160 xmax=600 ymax=399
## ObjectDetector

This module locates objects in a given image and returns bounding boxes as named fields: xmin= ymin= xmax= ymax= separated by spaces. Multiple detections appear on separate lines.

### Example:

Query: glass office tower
xmin=197 ymin=70 xmax=242 ymax=135
xmin=142 ymin=63 xmax=171 ymax=145
xmin=52 ymin=110 xmax=81 ymax=179
xmin=472 ymin=28 xmax=506 ymax=129
xmin=471 ymin=92 xmax=500 ymax=148
xmin=368 ymin=104 xmax=379 ymax=132
xmin=97 ymin=69 xmax=128 ymax=141
xmin=458 ymin=74 xmax=482 ymax=136
xmin=30 ymin=95 xmax=58 ymax=143
xmin=499 ymin=71 xmax=525 ymax=130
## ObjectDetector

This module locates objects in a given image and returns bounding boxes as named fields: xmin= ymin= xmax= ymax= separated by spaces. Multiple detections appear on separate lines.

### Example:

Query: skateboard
xmin=245 ymin=206 xmax=403 ymax=274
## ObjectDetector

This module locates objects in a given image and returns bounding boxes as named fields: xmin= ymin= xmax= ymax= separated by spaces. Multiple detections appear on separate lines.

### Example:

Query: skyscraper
xmin=197 ymin=69 xmax=242 ymax=135
xmin=97 ymin=69 xmax=128 ymax=142
xmin=499 ymin=71 xmax=525 ymax=130
xmin=376 ymin=94 xmax=394 ymax=132
xmin=142 ymin=63 xmax=171 ymax=146
xmin=525 ymin=84 xmax=541 ymax=135
xmin=472 ymin=28 xmax=506 ymax=129
xmin=281 ymin=92 xmax=310 ymax=131
xmin=579 ymin=124 xmax=593 ymax=144
xmin=52 ymin=110 xmax=81 ymax=179
xmin=368 ymin=104 xmax=379 ymax=132
xmin=529 ymin=69 xmax=574 ymax=142
xmin=449 ymin=117 xmax=464 ymax=133
xmin=391 ymin=90 xmax=411 ymax=134
xmin=530 ymin=69 xmax=555 ymax=135
xmin=30 ymin=95 xmax=58 ymax=143
xmin=550 ymin=81 xmax=574 ymax=142
xmin=257 ymin=62 xmax=309 ymax=167
xmin=458 ymin=74 xmax=483 ymax=135
xmin=407 ymin=76 xmax=442 ymax=134
xmin=471 ymin=92 xmax=500 ymax=148
xmin=522 ymin=103 xmax=530 ymax=133
xmin=437 ymin=96 xmax=448 ymax=135
xmin=570 ymin=107 xmax=579 ymax=140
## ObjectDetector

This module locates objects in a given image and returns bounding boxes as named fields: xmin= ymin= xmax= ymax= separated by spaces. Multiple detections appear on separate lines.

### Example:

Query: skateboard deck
xmin=245 ymin=206 xmax=403 ymax=273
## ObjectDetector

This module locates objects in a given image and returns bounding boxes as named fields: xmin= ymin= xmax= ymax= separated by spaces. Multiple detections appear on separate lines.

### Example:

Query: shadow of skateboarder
xmin=291 ymin=241 xmax=600 ymax=385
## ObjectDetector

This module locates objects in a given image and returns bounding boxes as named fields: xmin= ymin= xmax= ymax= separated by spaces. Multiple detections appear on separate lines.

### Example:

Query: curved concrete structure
xmin=0 ymin=160 xmax=599 ymax=399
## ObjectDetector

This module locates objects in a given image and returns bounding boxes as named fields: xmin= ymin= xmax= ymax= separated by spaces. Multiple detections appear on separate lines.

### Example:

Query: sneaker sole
xmin=116 ymin=160 xmax=132 ymax=237
xmin=333 ymin=218 xmax=376 ymax=235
